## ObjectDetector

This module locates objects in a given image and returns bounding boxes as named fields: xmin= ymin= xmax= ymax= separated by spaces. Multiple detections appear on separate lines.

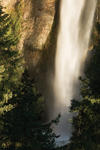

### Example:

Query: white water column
xmin=53 ymin=0 xmax=97 ymax=146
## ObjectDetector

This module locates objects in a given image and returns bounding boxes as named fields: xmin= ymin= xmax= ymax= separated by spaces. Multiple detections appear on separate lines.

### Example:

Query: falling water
xmin=53 ymin=0 xmax=97 ymax=147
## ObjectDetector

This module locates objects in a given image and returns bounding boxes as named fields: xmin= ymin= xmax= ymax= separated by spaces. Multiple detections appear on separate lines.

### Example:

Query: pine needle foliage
xmin=0 ymin=5 xmax=23 ymax=116
xmin=0 ymin=5 xmax=56 ymax=150
xmin=1 ymin=71 xmax=56 ymax=150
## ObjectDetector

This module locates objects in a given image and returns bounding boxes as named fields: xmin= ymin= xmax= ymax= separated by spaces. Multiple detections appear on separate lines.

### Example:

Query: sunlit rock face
xmin=1 ymin=0 xmax=16 ymax=8
xmin=1 ymin=0 xmax=56 ymax=72
xmin=28 ymin=0 xmax=55 ymax=50
xmin=1 ymin=0 xmax=100 ymax=75
xmin=23 ymin=0 xmax=56 ymax=74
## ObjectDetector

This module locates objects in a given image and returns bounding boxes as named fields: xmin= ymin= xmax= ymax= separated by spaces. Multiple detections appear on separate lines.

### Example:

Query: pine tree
xmin=1 ymin=70 xmax=56 ymax=150
xmin=0 ymin=5 xmax=23 ymax=115
xmin=0 ymin=4 xmax=24 ymax=148
xmin=0 ymin=5 xmax=56 ymax=150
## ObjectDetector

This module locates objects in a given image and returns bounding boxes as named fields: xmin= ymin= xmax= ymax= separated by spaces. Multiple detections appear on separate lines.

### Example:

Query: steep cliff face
xmin=1 ymin=0 xmax=16 ymax=7
xmin=1 ymin=0 xmax=56 ymax=74
xmin=23 ymin=0 xmax=56 ymax=76
xmin=1 ymin=0 xmax=99 ymax=79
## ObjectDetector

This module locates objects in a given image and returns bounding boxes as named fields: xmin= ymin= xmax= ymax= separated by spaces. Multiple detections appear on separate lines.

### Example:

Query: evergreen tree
xmin=1 ymin=71 xmax=56 ymax=150
xmin=0 ymin=4 xmax=24 ymax=148
xmin=0 ymin=5 xmax=56 ymax=150
xmin=0 ymin=4 xmax=23 ymax=114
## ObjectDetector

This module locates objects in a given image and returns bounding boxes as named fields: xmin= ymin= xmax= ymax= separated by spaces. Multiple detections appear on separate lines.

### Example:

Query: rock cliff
xmin=1 ymin=0 xmax=56 ymax=74
xmin=1 ymin=0 xmax=100 ymax=83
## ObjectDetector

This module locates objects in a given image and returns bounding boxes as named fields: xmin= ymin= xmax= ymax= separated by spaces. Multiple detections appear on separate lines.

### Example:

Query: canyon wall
xmin=1 ymin=0 xmax=100 ymax=88
xmin=1 ymin=0 xmax=100 ymax=71
xmin=1 ymin=0 xmax=56 ymax=76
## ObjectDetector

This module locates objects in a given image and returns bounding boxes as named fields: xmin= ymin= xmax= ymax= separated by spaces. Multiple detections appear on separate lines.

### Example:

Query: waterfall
xmin=53 ymin=0 xmax=97 ymax=147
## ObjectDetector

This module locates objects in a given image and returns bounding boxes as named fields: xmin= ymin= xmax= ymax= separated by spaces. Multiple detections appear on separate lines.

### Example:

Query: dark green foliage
xmin=0 ymin=6 xmax=56 ymax=150
xmin=0 ymin=6 xmax=18 ymax=48
xmin=69 ymin=22 xmax=100 ymax=150
xmin=0 ymin=5 xmax=24 ymax=149
xmin=69 ymin=99 xmax=100 ymax=150
xmin=0 ymin=5 xmax=23 ymax=116
xmin=1 ymin=71 xmax=55 ymax=150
